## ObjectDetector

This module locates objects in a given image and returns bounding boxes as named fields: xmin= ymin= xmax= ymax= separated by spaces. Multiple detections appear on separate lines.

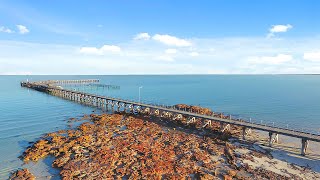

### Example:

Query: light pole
xmin=139 ymin=86 xmax=143 ymax=102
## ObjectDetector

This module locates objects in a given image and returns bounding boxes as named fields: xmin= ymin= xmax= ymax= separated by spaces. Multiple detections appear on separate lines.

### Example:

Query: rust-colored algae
xmin=9 ymin=168 xmax=35 ymax=180
xmin=19 ymin=105 xmax=301 ymax=179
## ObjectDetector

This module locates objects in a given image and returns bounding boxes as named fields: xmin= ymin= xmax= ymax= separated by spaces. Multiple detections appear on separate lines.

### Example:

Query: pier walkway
xmin=21 ymin=79 xmax=320 ymax=156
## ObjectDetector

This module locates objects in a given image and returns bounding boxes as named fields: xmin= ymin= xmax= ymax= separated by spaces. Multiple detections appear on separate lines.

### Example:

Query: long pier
xmin=21 ymin=79 xmax=320 ymax=156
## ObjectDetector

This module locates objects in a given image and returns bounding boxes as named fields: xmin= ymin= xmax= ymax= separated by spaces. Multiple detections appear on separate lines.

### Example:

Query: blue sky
xmin=0 ymin=0 xmax=320 ymax=74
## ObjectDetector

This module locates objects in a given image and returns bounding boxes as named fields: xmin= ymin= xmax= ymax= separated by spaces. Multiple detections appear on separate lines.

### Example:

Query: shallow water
xmin=1 ymin=75 xmax=320 ymax=178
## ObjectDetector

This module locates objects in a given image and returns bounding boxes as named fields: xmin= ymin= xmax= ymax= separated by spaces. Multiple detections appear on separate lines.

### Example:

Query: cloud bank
xmin=304 ymin=51 xmax=320 ymax=62
xmin=1 ymin=34 xmax=320 ymax=75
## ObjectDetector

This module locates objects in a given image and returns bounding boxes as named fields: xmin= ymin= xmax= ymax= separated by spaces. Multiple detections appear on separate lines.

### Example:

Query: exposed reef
xmin=13 ymin=105 xmax=319 ymax=179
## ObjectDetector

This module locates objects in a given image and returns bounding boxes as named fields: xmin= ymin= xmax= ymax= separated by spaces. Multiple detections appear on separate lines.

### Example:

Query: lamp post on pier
xmin=139 ymin=86 xmax=143 ymax=103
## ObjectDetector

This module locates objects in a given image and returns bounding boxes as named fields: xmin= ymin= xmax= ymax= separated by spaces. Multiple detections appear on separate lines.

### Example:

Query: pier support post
xmin=123 ymin=103 xmax=126 ymax=112
xmin=274 ymin=134 xmax=279 ymax=143
xmin=106 ymin=100 xmax=109 ymax=111
xmin=220 ymin=123 xmax=230 ymax=132
xmin=301 ymin=138 xmax=309 ymax=156
xmin=269 ymin=132 xmax=273 ymax=147
xmin=130 ymin=105 xmax=134 ymax=113
xmin=202 ymin=120 xmax=212 ymax=128
xmin=269 ymin=132 xmax=279 ymax=147
xmin=242 ymin=127 xmax=246 ymax=140
xmin=187 ymin=117 xmax=196 ymax=124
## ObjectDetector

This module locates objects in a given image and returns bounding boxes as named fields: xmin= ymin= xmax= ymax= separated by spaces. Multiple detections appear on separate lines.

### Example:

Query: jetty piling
xmin=301 ymin=138 xmax=309 ymax=156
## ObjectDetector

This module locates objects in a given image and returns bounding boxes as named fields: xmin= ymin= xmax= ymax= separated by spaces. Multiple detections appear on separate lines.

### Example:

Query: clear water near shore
xmin=1 ymin=75 xmax=320 ymax=178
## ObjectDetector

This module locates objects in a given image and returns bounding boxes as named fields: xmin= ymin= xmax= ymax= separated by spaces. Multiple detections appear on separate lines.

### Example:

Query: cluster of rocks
xmin=174 ymin=104 xmax=213 ymax=116
xmin=16 ymin=110 xmax=299 ymax=179
xmin=9 ymin=168 xmax=35 ymax=180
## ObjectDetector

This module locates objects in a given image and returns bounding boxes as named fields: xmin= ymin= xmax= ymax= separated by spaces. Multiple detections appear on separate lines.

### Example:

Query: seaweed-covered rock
xmin=9 ymin=169 xmax=35 ymax=180
xmin=20 ymin=111 xmax=304 ymax=179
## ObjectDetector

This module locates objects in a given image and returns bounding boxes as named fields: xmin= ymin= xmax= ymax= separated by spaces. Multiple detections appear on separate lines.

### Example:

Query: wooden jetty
xmin=21 ymin=79 xmax=320 ymax=156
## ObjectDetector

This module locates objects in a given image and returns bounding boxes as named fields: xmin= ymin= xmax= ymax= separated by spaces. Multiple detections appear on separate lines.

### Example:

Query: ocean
xmin=1 ymin=75 xmax=320 ymax=178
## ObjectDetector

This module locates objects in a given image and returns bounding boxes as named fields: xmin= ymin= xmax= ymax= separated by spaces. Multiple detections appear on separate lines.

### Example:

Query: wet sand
xmin=255 ymin=130 xmax=320 ymax=173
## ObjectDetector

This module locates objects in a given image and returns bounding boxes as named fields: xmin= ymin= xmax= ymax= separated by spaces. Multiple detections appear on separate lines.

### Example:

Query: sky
xmin=0 ymin=0 xmax=320 ymax=75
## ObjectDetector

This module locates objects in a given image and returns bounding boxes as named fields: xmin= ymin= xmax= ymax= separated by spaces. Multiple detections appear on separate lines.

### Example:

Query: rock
xmin=201 ymin=174 xmax=214 ymax=179
xmin=235 ymin=170 xmax=253 ymax=180
xmin=214 ymin=168 xmax=221 ymax=176
xmin=228 ymin=169 xmax=237 ymax=177
xmin=223 ymin=174 xmax=232 ymax=180
xmin=9 ymin=168 xmax=35 ymax=180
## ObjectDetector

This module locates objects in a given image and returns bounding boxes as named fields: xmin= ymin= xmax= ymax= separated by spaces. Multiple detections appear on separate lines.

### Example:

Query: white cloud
xmin=79 ymin=47 xmax=101 ymax=55
xmin=152 ymin=34 xmax=192 ymax=47
xmin=303 ymin=51 xmax=320 ymax=62
xmin=0 ymin=26 xmax=14 ymax=33
xmin=16 ymin=25 xmax=30 ymax=34
xmin=165 ymin=48 xmax=177 ymax=54
xmin=270 ymin=24 xmax=293 ymax=33
xmin=134 ymin=32 xmax=151 ymax=40
xmin=100 ymin=45 xmax=121 ymax=52
xmin=79 ymin=45 xmax=121 ymax=55
xmin=248 ymin=54 xmax=293 ymax=65
xmin=189 ymin=52 xmax=199 ymax=57
xmin=267 ymin=24 xmax=292 ymax=38
xmin=157 ymin=55 xmax=174 ymax=62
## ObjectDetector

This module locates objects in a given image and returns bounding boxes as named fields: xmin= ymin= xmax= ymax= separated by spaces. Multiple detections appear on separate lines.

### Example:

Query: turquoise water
xmin=1 ymin=75 xmax=320 ymax=178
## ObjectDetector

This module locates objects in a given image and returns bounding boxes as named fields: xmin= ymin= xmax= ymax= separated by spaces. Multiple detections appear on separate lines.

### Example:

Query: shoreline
xmin=254 ymin=130 xmax=320 ymax=171
xmin=9 ymin=106 xmax=320 ymax=179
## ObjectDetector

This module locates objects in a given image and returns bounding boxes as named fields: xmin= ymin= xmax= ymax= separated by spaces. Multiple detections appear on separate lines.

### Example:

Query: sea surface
xmin=1 ymin=75 xmax=320 ymax=179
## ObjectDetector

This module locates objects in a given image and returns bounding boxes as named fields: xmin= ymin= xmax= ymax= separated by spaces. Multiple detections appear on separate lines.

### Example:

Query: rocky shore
xmin=9 ymin=105 xmax=320 ymax=179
